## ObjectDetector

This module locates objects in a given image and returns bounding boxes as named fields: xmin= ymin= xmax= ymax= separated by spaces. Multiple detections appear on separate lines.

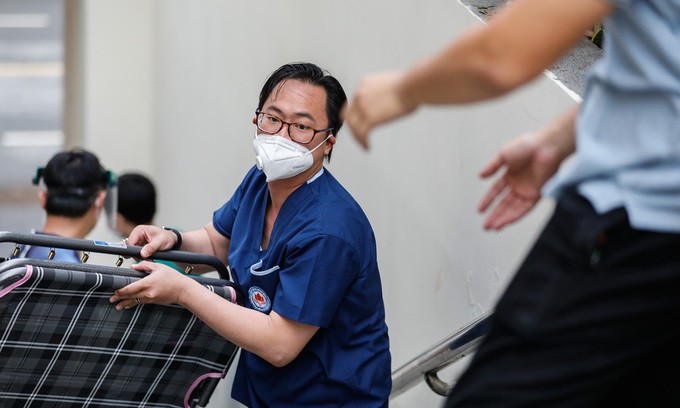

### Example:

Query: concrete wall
xmin=66 ymin=0 xmax=578 ymax=406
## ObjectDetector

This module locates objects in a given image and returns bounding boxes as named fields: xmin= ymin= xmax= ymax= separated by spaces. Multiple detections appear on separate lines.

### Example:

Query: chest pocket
xmin=249 ymin=259 xmax=280 ymax=276
xmin=247 ymin=259 xmax=281 ymax=313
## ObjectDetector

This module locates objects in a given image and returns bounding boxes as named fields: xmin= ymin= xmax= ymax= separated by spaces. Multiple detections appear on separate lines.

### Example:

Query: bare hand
xmin=109 ymin=261 xmax=191 ymax=309
xmin=127 ymin=225 xmax=177 ymax=258
xmin=344 ymin=71 xmax=416 ymax=150
xmin=478 ymin=132 xmax=562 ymax=230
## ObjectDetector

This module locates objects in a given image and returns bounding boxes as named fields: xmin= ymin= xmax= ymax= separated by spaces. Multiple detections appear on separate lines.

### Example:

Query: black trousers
xmin=445 ymin=191 xmax=680 ymax=407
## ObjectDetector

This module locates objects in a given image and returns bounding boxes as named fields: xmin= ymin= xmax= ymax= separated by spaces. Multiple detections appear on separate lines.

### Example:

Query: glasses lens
xmin=257 ymin=113 xmax=282 ymax=134
xmin=289 ymin=124 xmax=315 ymax=144
xmin=257 ymin=112 xmax=318 ymax=143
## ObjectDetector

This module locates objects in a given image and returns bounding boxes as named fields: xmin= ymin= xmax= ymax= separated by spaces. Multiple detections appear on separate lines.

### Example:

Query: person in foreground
xmin=110 ymin=63 xmax=391 ymax=407
xmin=14 ymin=148 xmax=114 ymax=262
xmin=345 ymin=0 xmax=680 ymax=406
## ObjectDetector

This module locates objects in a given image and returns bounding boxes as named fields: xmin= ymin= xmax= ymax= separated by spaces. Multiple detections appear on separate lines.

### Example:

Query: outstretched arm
xmin=344 ymin=0 xmax=613 ymax=148
xmin=478 ymin=105 xmax=578 ymax=230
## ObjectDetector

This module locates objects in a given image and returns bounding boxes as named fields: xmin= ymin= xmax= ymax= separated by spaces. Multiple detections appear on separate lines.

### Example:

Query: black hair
xmin=117 ymin=173 xmax=157 ymax=225
xmin=257 ymin=62 xmax=347 ymax=160
xmin=40 ymin=148 xmax=109 ymax=217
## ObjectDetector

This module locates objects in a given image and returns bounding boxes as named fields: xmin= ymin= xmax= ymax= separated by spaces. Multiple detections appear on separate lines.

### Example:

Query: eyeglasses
xmin=256 ymin=111 xmax=333 ymax=144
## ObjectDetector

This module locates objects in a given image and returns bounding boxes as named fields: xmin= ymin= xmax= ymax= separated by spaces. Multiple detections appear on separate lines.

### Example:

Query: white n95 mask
xmin=252 ymin=132 xmax=331 ymax=181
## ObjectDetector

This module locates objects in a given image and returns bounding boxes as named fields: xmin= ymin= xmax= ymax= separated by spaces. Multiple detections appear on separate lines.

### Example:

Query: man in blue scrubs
xmin=111 ymin=63 xmax=391 ymax=407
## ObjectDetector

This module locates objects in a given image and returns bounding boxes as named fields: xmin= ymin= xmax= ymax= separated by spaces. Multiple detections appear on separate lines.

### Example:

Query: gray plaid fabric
xmin=0 ymin=264 xmax=240 ymax=407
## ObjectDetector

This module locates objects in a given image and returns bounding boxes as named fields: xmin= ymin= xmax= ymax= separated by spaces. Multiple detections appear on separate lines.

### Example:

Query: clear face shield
xmin=102 ymin=171 xmax=118 ymax=231
xmin=32 ymin=167 xmax=118 ymax=230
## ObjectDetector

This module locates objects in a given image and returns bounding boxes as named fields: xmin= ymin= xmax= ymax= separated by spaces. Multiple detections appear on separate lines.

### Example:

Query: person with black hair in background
xmin=114 ymin=172 xmax=185 ymax=274
xmin=14 ymin=148 xmax=114 ymax=262
xmin=114 ymin=172 xmax=157 ymax=238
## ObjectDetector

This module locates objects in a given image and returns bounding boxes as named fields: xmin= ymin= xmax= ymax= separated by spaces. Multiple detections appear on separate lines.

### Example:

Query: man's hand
xmin=478 ymin=131 xmax=563 ymax=230
xmin=109 ymin=261 xmax=194 ymax=309
xmin=344 ymin=71 xmax=416 ymax=150
xmin=127 ymin=225 xmax=177 ymax=258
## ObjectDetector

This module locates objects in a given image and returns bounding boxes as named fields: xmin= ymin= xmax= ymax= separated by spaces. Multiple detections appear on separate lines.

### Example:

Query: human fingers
xmin=109 ymin=261 xmax=155 ymax=306
xmin=478 ymin=154 xmax=505 ymax=179
xmin=128 ymin=227 xmax=162 ymax=260
xmin=127 ymin=225 xmax=152 ymax=246
xmin=109 ymin=281 xmax=145 ymax=310
xmin=344 ymin=100 xmax=371 ymax=150
xmin=477 ymin=153 xmax=508 ymax=212
xmin=136 ymin=233 xmax=172 ymax=259
xmin=134 ymin=261 xmax=188 ymax=306
xmin=483 ymin=193 xmax=536 ymax=231
xmin=350 ymin=122 xmax=371 ymax=150
xmin=347 ymin=71 xmax=411 ymax=150
xmin=478 ymin=174 xmax=507 ymax=213
xmin=111 ymin=296 xmax=144 ymax=310
xmin=130 ymin=260 xmax=156 ymax=273
xmin=483 ymin=195 xmax=517 ymax=230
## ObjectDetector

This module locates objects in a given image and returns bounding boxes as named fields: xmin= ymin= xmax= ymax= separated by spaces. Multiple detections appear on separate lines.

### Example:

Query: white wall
xmin=69 ymin=0 xmax=577 ymax=406
xmin=65 ymin=0 xmax=157 ymax=246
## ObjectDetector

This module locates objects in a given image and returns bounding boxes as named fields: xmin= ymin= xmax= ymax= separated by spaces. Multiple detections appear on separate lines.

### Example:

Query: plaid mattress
xmin=0 ymin=263 xmax=240 ymax=408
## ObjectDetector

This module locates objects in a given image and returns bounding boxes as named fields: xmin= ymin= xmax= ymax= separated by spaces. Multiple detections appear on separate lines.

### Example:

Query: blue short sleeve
xmin=213 ymin=166 xmax=260 ymax=239
xmin=274 ymin=234 xmax=358 ymax=327
xmin=25 ymin=246 xmax=80 ymax=263
xmin=213 ymin=198 xmax=239 ymax=239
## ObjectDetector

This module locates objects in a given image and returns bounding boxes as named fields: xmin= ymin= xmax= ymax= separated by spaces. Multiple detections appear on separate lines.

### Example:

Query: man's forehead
xmin=265 ymin=79 xmax=327 ymax=113
xmin=262 ymin=79 xmax=328 ymax=126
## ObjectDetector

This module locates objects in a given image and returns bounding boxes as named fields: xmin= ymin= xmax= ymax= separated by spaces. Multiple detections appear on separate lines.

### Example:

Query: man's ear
xmin=38 ymin=191 xmax=47 ymax=209
xmin=94 ymin=191 xmax=107 ymax=208
xmin=324 ymin=134 xmax=336 ymax=155
xmin=252 ymin=116 xmax=258 ymax=125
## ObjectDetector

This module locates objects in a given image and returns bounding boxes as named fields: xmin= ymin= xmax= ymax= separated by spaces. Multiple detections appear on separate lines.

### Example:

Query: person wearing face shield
xmin=12 ymin=148 xmax=116 ymax=263
xmin=110 ymin=63 xmax=391 ymax=407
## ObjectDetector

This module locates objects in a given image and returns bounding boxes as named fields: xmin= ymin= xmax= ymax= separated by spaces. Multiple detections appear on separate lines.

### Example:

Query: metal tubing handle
xmin=0 ymin=231 xmax=231 ymax=280
xmin=390 ymin=310 xmax=492 ymax=398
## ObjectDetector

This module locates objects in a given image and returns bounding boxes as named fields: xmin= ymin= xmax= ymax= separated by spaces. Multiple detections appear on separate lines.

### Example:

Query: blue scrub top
xmin=213 ymin=166 xmax=391 ymax=407
xmin=24 ymin=246 xmax=80 ymax=263
xmin=14 ymin=232 xmax=80 ymax=263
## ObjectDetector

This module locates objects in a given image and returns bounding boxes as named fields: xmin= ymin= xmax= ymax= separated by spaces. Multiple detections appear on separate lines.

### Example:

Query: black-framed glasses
xmin=256 ymin=111 xmax=333 ymax=144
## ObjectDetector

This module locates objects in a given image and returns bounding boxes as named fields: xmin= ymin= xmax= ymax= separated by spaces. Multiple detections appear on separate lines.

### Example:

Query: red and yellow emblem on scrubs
xmin=248 ymin=286 xmax=271 ymax=312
